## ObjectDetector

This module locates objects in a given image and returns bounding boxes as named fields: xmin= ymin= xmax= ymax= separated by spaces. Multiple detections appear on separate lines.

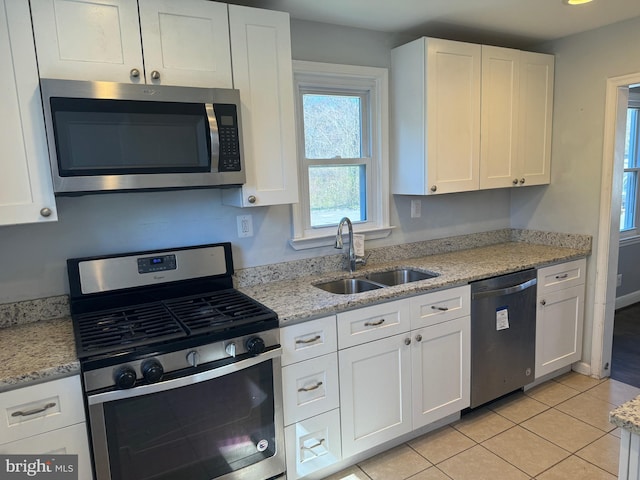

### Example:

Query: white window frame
xmin=620 ymin=89 xmax=640 ymax=245
xmin=289 ymin=61 xmax=393 ymax=250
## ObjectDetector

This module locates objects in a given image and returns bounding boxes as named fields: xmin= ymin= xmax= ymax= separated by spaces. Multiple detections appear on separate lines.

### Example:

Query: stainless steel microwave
xmin=40 ymin=79 xmax=245 ymax=195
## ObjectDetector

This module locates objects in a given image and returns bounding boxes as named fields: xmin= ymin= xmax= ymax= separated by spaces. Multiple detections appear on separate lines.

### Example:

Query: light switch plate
xmin=411 ymin=199 xmax=421 ymax=218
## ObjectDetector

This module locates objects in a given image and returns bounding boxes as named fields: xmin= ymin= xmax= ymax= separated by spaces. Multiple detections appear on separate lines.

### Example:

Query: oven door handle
xmin=87 ymin=347 xmax=282 ymax=405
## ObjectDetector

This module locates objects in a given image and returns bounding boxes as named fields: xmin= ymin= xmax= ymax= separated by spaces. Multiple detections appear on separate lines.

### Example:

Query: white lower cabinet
xmin=411 ymin=316 xmax=470 ymax=429
xmin=535 ymin=259 xmax=586 ymax=378
xmin=339 ymin=332 xmax=413 ymax=458
xmin=0 ymin=375 xmax=92 ymax=479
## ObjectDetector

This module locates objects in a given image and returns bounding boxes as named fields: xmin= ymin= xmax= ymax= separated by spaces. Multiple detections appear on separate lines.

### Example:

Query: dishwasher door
xmin=470 ymin=269 xmax=537 ymax=408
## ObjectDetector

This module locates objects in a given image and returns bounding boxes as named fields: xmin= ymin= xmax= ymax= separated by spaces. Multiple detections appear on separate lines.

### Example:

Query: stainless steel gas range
xmin=67 ymin=243 xmax=285 ymax=480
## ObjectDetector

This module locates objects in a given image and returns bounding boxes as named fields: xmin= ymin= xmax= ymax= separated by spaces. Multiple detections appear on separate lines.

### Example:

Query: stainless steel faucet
xmin=335 ymin=217 xmax=366 ymax=273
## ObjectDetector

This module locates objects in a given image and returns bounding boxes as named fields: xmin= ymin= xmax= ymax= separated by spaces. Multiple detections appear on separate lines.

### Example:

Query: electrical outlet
xmin=617 ymin=274 xmax=622 ymax=287
xmin=237 ymin=215 xmax=253 ymax=238
xmin=411 ymin=199 xmax=421 ymax=218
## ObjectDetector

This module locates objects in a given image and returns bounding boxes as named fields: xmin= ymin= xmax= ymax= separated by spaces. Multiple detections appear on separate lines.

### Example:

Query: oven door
xmin=87 ymin=349 xmax=285 ymax=480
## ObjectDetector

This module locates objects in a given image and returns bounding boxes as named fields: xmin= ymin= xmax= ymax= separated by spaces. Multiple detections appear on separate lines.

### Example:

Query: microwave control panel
xmin=214 ymin=103 xmax=241 ymax=172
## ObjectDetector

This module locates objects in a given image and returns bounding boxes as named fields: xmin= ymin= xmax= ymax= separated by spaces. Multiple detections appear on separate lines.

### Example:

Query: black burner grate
xmin=74 ymin=303 xmax=188 ymax=358
xmin=164 ymin=289 xmax=277 ymax=334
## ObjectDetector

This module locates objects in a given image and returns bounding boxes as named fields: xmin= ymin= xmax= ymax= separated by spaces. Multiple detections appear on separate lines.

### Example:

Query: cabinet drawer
xmin=282 ymin=353 xmax=339 ymax=426
xmin=0 ymin=375 xmax=85 ymax=444
xmin=537 ymin=258 xmax=586 ymax=294
xmin=337 ymin=299 xmax=410 ymax=349
xmin=281 ymin=316 xmax=337 ymax=366
xmin=284 ymin=409 xmax=342 ymax=480
xmin=0 ymin=423 xmax=93 ymax=479
xmin=410 ymin=285 xmax=470 ymax=329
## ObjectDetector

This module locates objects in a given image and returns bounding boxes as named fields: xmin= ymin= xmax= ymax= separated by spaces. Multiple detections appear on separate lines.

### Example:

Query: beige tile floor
xmin=324 ymin=372 xmax=640 ymax=480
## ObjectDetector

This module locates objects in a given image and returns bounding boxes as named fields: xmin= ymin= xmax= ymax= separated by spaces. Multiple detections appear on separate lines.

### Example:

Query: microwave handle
xmin=205 ymin=104 xmax=219 ymax=168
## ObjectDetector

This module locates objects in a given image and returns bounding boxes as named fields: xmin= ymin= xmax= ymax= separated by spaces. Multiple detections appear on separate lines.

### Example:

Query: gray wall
xmin=0 ymin=19 xmax=512 ymax=303
xmin=511 ymin=15 xmax=640 ymax=365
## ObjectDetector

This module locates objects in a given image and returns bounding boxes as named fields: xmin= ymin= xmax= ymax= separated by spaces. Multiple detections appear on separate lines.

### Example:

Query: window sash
xmin=621 ymin=106 xmax=640 ymax=237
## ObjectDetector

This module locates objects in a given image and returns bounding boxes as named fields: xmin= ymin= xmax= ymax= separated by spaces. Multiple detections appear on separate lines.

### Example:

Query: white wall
xmin=0 ymin=19 xmax=511 ymax=303
xmin=512 ymin=15 xmax=640 ymax=368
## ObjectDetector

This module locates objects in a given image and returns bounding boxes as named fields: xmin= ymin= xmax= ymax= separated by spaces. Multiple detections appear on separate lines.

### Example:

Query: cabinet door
xmin=480 ymin=46 xmax=520 ymax=190
xmin=0 ymin=423 xmax=93 ymax=479
xmin=339 ymin=333 xmax=412 ymax=458
xmin=30 ymin=0 xmax=144 ymax=83
xmin=518 ymin=51 xmax=554 ymax=187
xmin=535 ymin=284 xmax=585 ymax=378
xmin=138 ymin=0 xmax=232 ymax=87
xmin=224 ymin=5 xmax=298 ymax=207
xmin=425 ymin=38 xmax=481 ymax=194
xmin=0 ymin=0 xmax=57 ymax=225
xmin=412 ymin=316 xmax=470 ymax=429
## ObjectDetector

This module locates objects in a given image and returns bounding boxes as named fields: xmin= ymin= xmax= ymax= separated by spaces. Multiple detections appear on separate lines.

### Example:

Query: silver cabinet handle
xmin=512 ymin=178 xmax=519 ymax=185
xmin=555 ymin=273 xmax=569 ymax=279
xmin=431 ymin=305 xmax=449 ymax=311
xmin=150 ymin=70 xmax=160 ymax=80
xmin=248 ymin=195 xmax=257 ymax=204
xmin=430 ymin=185 xmax=437 ymax=192
xmin=519 ymin=178 xmax=525 ymax=185
xmin=301 ymin=438 xmax=325 ymax=454
xmin=40 ymin=207 xmax=52 ymax=217
xmin=298 ymin=382 xmax=323 ymax=392
xmin=404 ymin=338 xmax=411 ymax=345
xmin=130 ymin=68 xmax=140 ymax=78
xmin=415 ymin=334 xmax=423 ymax=342
xmin=364 ymin=318 xmax=385 ymax=327
xmin=11 ymin=402 xmax=56 ymax=417
xmin=540 ymin=299 xmax=546 ymax=306
xmin=296 ymin=335 xmax=321 ymax=344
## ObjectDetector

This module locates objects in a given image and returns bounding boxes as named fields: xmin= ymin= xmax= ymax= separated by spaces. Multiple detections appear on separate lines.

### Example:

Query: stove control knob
xmin=246 ymin=337 xmax=266 ymax=356
xmin=141 ymin=359 xmax=164 ymax=384
xmin=114 ymin=366 xmax=137 ymax=389
xmin=225 ymin=342 xmax=237 ymax=358
xmin=186 ymin=350 xmax=200 ymax=367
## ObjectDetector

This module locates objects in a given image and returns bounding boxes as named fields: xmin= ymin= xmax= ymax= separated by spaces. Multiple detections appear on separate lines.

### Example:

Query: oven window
xmin=50 ymin=97 xmax=211 ymax=176
xmin=103 ymin=361 xmax=276 ymax=480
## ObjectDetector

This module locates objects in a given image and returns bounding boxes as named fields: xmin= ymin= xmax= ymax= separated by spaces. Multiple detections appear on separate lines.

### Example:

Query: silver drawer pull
xmin=431 ymin=305 xmax=449 ymax=311
xmin=298 ymin=382 xmax=323 ymax=392
xmin=364 ymin=319 xmax=385 ymax=327
xmin=11 ymin=402 xmax=56 ymax=417
xmin=555 ymin=273 xmax=569 ymax=279
xmin=301 ymin=438 xmax=325 ymax=452
xmin=296 ymin=335 xmax=321 ymax=344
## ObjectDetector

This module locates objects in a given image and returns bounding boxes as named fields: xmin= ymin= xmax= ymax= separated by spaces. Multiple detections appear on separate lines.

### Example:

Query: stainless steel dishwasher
xmin=470 ymin=269 xmax=537 ymax=408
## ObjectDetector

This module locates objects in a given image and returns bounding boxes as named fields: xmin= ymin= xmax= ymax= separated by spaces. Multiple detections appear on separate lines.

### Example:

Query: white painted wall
xmin=0 ymin=19 xmax=511 ymax=303
xmin=512 ymin=15 xmax=640 ymax=370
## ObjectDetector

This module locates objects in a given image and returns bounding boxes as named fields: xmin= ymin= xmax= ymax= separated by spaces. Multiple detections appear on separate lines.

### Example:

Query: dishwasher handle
xmin=472 ymin=278 xmax=537 ymax=299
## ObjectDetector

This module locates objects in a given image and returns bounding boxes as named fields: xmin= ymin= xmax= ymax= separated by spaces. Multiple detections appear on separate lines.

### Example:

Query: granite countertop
xmin=0 ymin=236 xmax=589 ymax=391
xmin=239 ymin=242 xmax=588 ymax=325
xmin=0 ymin=316 xmax=79 ymax=392
xmin=610 ymin=396 xmax=640 ymax=435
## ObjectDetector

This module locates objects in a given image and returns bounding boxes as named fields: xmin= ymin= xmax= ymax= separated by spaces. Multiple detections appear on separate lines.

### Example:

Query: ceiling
xmin=227 ymin=0 xmax=640 ymax=48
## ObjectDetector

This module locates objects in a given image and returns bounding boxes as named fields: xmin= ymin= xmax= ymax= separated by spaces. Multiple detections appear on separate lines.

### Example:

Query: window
xmin=621 ymin=92 xmax=640 ymax=239
xmin=290 ymin=61 xmax=392 ymax=249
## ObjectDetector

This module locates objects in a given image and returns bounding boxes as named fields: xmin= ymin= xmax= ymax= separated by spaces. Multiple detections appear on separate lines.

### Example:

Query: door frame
xmin=591 ymin=73 xmax=639 ymax=378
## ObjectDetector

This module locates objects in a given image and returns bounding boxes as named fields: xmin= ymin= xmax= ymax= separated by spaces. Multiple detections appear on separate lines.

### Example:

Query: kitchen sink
xmin=313 ymin=268 xmax=439 ymax=294
xmin=363 ymin=268 xmax=439 ymax=286
xmin=313 ymin=278 xmax=384 ymax=294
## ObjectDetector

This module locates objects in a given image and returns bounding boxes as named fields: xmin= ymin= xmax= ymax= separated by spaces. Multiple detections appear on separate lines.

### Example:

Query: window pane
xmin=621 ymin=171 xmax=637 ymax=231
xmin=625 ymin=108 xmax=639 ymax=168
xmin=302 ymin=94 xmax=362 ymax=159
xmin=309 ymin=165 xmax=366 ymax=227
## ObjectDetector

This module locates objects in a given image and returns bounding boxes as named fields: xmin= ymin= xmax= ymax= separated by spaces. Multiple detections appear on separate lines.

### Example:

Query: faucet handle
xmin=355 ymin=252 xmax=372 ymax=266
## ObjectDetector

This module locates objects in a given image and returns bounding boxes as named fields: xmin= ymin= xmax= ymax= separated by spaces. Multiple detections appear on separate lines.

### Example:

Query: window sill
xmin=620 ymin=234 xmax=640 ymax=247
xmin=289 ymin=225 xmax=395 ymax=251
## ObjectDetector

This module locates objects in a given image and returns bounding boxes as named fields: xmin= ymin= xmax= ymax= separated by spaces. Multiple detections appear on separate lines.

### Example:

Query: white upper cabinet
xmin=223 ymin=5 xmax=298 ymax=207
xmin=480 ymin=46 xmax=554 ymax=189
xmin=392 ymin=37 xmax=553 ymax=195
xmin=392 ymin=37 xmax=482 ymax=195
xmin=30 ymin=0 xmax=233 ymax=87
xmin=0 ymin=0 xmax=57 ymax=226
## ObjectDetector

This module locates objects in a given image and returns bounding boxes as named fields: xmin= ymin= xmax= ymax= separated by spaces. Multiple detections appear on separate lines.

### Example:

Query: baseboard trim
xmin=616 ymin=290 xmax=640 ymax=310
xmin=572 ymin=361 xmax=593 ymax=377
